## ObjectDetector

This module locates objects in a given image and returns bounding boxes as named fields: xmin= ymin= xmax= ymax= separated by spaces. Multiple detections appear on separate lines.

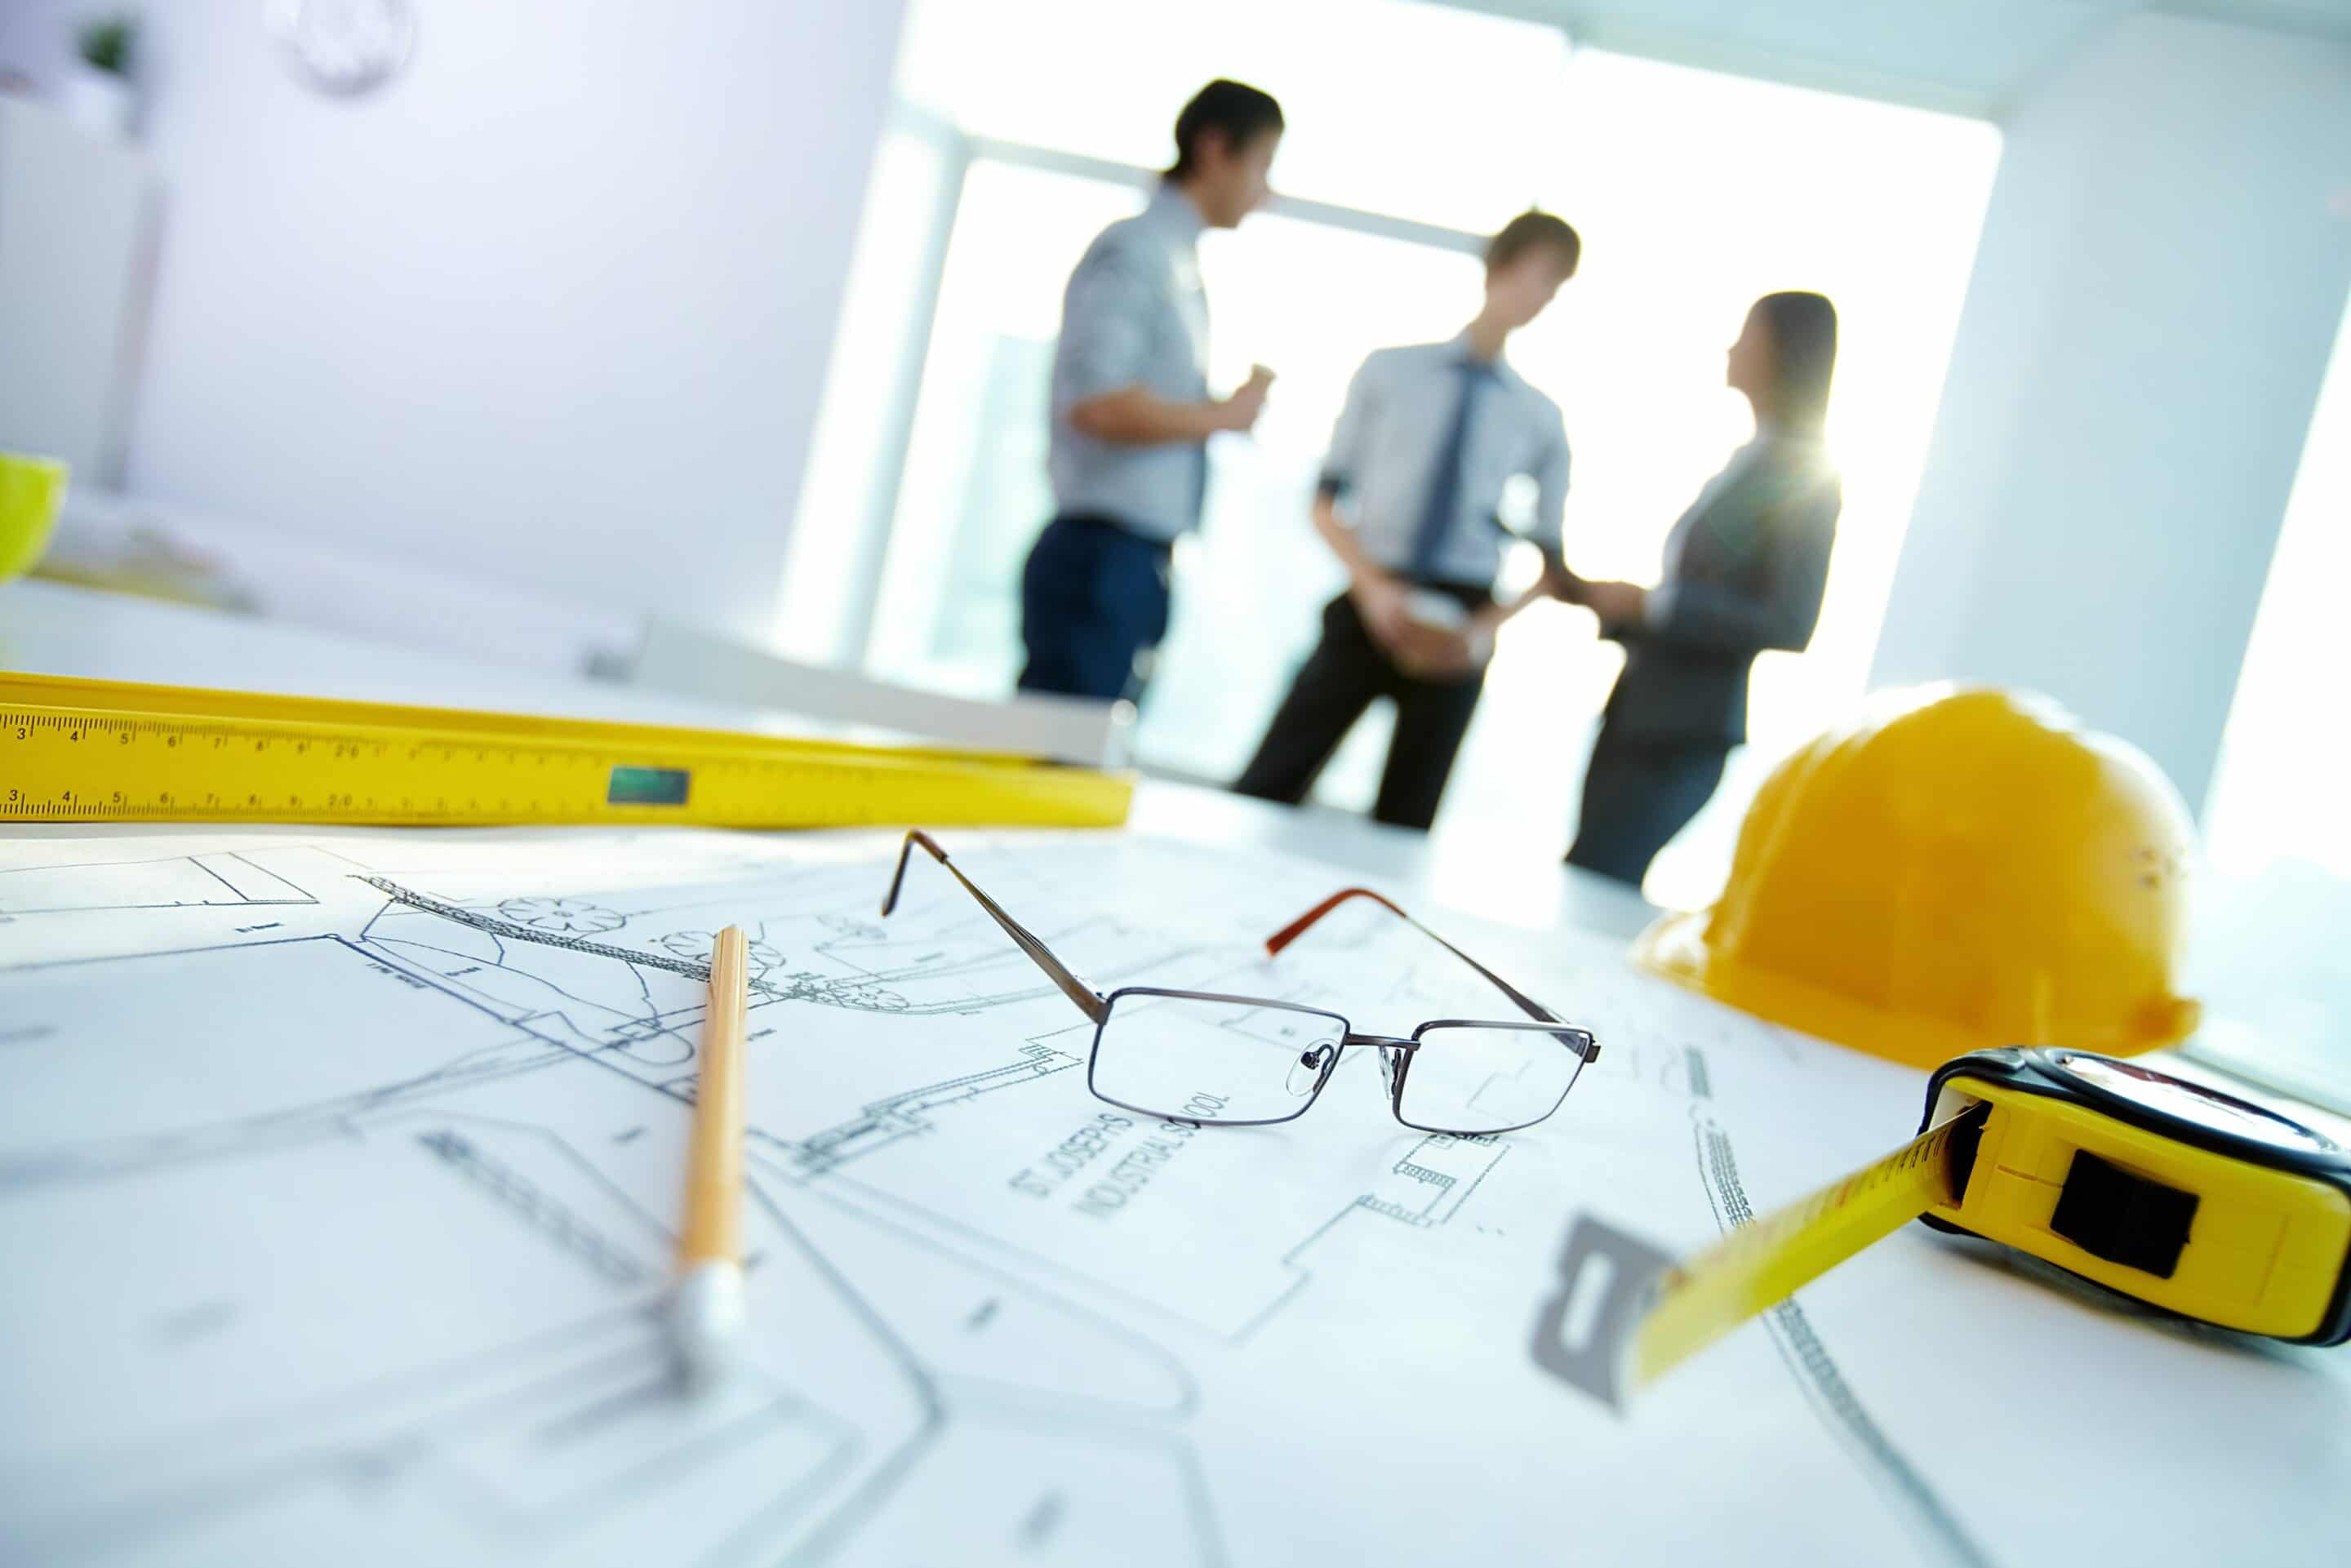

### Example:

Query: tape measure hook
xmin=1531 ymin=1215 xmax=1676 ymax=1411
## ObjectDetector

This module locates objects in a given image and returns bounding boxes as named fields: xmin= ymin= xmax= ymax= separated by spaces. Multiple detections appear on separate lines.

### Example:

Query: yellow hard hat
xmin=1634 ymin=686 xmax=2202 ymax=1069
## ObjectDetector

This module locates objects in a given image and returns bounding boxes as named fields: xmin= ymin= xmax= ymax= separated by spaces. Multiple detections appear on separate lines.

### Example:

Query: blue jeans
xmin=1017 ymin=514 xmax=1173 ymax=704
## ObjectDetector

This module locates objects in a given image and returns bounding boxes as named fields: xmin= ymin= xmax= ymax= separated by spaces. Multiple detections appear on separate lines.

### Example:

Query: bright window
xmin=860 ymin=162 xmax=1141 ymax=695
xmin=896 ymin=0 xmax=1571 ymax=232
xmin=2187 ymin=291 xmax=2351 ymax=1101
xmin=1482 ymin=51 xmax=2000 ymax=911
xmin=779 ymin=126 xmax=961 ymax=666
xmin=786 ymin=0 xmax=2002 ymax=917
xmin=2203 ymin=293 xmax=2351 ymax=881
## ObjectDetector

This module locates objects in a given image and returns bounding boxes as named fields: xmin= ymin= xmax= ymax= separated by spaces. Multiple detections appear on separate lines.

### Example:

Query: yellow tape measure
xmin=0 ymin=673 xmax=1131 ymax=830
xmin=1536 ymin=1048 xmax=2351 ymax=1408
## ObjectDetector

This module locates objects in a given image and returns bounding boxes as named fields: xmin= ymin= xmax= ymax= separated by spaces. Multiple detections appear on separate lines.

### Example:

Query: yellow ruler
xmin=0 ymin=672 xmax=1131 ymax=829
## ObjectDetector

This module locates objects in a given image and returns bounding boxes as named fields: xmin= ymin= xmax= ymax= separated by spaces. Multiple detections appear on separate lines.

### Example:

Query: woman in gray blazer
xmin=1553 ymin=291 xmax=1842 ymax=886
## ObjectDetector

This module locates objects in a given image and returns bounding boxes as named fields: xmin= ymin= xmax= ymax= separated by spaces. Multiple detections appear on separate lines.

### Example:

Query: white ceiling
xmin=1465 ymin=0 xmax=2351 ymax=114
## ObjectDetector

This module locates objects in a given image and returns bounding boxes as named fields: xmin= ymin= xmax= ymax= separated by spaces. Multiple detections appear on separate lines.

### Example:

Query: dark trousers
xmin=1233 ymin=588 xmax=1490 ymax=832
xmin=1564 ymin=717 xmax=1731 ymax=886
xmin=1018 ymin=514 xmax=1174 ymax=703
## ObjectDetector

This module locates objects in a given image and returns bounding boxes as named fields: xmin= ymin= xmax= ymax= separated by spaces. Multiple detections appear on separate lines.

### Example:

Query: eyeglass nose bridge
xmin=1336 ymin=1032 xmax=1417 ymax=1099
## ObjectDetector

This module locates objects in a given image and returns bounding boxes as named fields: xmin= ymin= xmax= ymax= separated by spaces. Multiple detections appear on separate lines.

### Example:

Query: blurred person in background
xmin=1232 ymin=211 xmax=1581 ymax=830
xmin=1016 ymin=79 xmax=1285 ymax=703
xmin=1553 ymin=290 xmax=1842 ymax=886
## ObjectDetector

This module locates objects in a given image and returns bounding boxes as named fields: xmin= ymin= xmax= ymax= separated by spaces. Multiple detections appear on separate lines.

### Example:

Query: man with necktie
xmin=1017 ymin=80 xmax=1285 ymax=704
xmin=1233 ymin=211 xmax=1581 ymax=830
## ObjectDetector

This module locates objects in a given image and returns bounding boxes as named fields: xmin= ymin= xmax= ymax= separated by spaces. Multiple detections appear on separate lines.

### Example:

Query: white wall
xmin=0 ymin=0 xmax=906 ymax=636
xmin=1870 ymin=11 xmax=2351 ymax=811
xmin=0 ymin=99 xmax=157 ymax=483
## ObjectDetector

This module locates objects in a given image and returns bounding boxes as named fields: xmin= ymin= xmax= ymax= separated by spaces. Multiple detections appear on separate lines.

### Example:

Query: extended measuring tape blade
xmin=1533 ymin=1104 xmax=1989 ymax=1410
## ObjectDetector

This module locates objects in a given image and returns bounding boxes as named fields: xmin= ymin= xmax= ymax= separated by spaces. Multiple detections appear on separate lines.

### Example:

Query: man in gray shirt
xmin=1017 ymin=80 xmax=1283 ymax=703
xmin=1234 ymin=211 xmax=1580 ymax=829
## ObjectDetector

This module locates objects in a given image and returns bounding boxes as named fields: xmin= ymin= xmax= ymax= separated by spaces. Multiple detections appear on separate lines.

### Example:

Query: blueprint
xmin=2 ymin=827 xmax=2344 ymax=1567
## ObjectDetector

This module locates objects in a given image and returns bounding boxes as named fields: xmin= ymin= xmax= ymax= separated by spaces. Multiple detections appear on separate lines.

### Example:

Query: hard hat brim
xmin=1633 ymin=907 xmax=2201 ymax=1071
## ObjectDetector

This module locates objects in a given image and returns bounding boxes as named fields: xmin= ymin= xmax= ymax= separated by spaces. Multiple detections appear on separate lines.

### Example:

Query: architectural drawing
xmin=0 ymin=846 xmax=322 ymax=915
xmin=13 ymin=825 xmax=2302 ymax=1566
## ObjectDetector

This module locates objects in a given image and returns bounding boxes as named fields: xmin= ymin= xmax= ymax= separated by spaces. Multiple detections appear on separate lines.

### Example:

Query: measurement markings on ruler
xmin=0 ymin=676 xmax=1133 ymax=829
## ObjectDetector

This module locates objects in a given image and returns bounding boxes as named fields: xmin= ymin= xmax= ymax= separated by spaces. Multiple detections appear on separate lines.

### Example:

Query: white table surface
xmin=16 ymin=574 xmax=2346 ymax=1127
xmin=7 ymin=577 xmax=2347 ymax=1561
xmin=0 ymin=578 xmax=1659 ymax=942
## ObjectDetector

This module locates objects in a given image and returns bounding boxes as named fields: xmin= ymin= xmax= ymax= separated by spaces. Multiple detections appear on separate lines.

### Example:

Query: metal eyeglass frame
xmin=880 ymin=831 xmax=1600 ymax=1135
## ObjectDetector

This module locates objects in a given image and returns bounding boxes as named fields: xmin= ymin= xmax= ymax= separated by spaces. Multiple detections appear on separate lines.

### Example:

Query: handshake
xmin=1544 ymin=561 xmax=1648 ymax=628
xmin=1349 ymin=558 xmax=1653 ymax=682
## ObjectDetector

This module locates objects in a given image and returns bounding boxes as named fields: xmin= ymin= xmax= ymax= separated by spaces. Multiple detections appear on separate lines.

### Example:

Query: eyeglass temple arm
xmin=880 ymin=830 xmax=1109 ymax=1024
xmin=1266 ymin=888 xmax=1594 ymax=1055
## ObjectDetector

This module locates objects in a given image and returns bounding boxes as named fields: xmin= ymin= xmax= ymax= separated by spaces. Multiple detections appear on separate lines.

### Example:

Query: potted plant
xmin=61 ymin=13 xmax=137 ymax=140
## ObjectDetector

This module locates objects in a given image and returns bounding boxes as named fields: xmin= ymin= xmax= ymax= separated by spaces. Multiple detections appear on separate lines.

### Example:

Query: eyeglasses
xmin=880 ymin=832 xmax=1599 ymax=1135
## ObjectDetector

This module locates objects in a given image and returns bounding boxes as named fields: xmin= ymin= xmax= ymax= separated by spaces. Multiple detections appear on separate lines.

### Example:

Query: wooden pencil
xmin=672 ymin=924 xmax=749 ymax=1387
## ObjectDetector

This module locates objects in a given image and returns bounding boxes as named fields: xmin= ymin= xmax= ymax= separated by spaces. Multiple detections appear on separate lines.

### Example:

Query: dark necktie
xmin=1407 ymin=360 xmax=1491 ymax=583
